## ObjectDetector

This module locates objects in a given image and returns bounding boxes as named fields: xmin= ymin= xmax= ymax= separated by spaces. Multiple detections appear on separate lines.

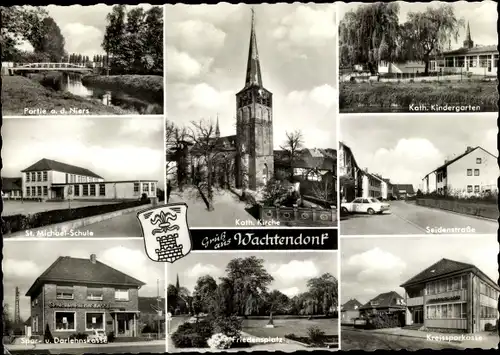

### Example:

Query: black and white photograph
xmin=339 ymin=113 xmax=498 ymax=235
xmin=165 ymin=4 xmax=338 ymax=228
xmin=2 ymin=239 xmax=167 ymax=354
xmin=339 ymin=1 xmax=498 ymax=113
xmin=340 ymin=236 xmax=499 ymax=350
xmin=1 ymin=5 xmax=164 ymax=116
xmin=167 ymin=252 xmax=339 ymax=351
xmin=1 ymin=116 xmax=164 ymax=239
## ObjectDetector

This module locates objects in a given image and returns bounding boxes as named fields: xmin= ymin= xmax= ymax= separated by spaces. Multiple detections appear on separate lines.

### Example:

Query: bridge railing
xmin=13 ymin=62 xmax=92 ymax=70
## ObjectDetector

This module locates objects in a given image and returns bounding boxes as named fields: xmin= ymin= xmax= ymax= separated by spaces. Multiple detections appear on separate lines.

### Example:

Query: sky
xmin=2 ymin=116 xmax=165 ymax=188
xmin=168 ymin=252 xmax=338 ymax=299
xmin=3 ymin=239 xmax=166 ymax=321
xmin=17 ymin=4 xmax=155 ymax=57
xmin=340 ymin=113 xmax=498 ymax=190
xmin=341 ymin=235 xmax=498 ymax=306
xmin=166 ymin=3 xmax=338 ymax=149
xmin=338 ymin=1 xmax=497 ymax=50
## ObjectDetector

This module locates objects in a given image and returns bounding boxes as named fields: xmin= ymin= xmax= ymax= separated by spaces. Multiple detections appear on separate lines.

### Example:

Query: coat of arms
xmin=136 ymin=203 xmax=192 ymax=263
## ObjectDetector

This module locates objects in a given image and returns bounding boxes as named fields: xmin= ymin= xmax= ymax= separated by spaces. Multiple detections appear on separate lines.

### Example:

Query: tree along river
xmin=62 ymin=73 xmax=163 ymax=114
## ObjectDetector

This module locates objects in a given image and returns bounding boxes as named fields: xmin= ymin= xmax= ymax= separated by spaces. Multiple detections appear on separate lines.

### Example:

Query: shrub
xmin=12 ymin=328 xmax=23 ymax=336
xmin=171 ymin=320 xmax=214 ymax=348
xmin=307 ymin=326 xmax=326 ymax=344
xmin=43 ymin=324 xmax=54 ymax=343
xmin=212 ymin=315 xmax=242 ymax=339
xmin=2 ymin=199 xmax=149 ymax=235
xmin=261 ymin=178 xmax=292 ymax=207
xmin=366 ymin=313 xmax=401 ymax=329
xmin=485 ymin=323 xmax=497 ymax=332
xmin=69 ymin=332 xmax=88 ymax=340
xmin=207 ymin=333 xmax=234 ymax=350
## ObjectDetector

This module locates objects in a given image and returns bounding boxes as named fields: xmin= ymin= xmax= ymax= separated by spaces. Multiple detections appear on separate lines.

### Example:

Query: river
xmin=61 ymin=73 xmax=163 ymax=114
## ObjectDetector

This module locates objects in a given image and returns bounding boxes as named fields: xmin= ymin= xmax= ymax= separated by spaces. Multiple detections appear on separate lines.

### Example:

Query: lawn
xmin=241 ymin=317 xmax=338 ymax=339
xmin=1 ymin=75 xmax=132 ymax=116
xmin=340 ymin=79 xmax=498 ymax=113
xmin=2 ymin=200 xmax=117 ymax=216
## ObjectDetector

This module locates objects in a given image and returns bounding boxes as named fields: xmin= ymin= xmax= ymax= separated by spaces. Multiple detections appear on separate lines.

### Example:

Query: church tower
xmin=235 ymin=8 xmax=274 ymax=190
xmin=463 ymin=22 xmax=474 ymax=49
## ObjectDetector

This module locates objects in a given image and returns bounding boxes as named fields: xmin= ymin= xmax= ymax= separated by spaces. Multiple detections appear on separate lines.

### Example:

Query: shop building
xmin=21 ymin=158 xmax=157 ymax=201
xmin=401 ymin=258 xmax=500 ymax=333
xmin=26 ymin=254 xmax=146 ymax=338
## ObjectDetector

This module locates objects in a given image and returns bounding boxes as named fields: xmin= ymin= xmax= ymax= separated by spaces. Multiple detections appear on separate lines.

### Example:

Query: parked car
xmin=87 ymin=329 xmax=107 ymax=344
xmin=341 ymin=197 xmax=390 ymax=215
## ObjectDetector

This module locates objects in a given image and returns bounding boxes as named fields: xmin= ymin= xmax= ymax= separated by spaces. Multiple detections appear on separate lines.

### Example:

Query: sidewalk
xmin=350 ymin=327 xmax=498 ymax=349
xmin=6 ymin=339 xmax=166 ymax=351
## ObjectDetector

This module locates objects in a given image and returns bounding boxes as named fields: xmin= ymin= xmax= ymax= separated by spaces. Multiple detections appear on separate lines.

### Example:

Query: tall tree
xmin=143 ymin=6 xmax=164 ymax=73
xmin=404 ymin=5 xmax=465 ymax=74
xmin=306 ymin=273 xmax=338 ymax=315
xmin=192 ymin=275 xmax=218 ymax=314
xmin=124 ymin=7 xmax=147 ymax=73
xmin=33 ymin=17 xmax=66 ymax=62
xmin=102 ymin=5 xmax=126 ymax=70
xmin=280 ymin=130 xmax=304 ymax=182
xmin=339 ymin=2 xmax=401 ymax=73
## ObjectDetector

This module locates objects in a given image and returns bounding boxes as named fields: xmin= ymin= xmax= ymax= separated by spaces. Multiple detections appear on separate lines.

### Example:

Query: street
xmin=72 ymin=210 xmax=145 ymax=238
xmin=7 ymin=342 xmax=166 ymax=354
xmin=168 ymin=187 xmax=256 ymax=228
xmin=341 ymin=328 xmax=462 ymax=351
xmin=341 ymin=201 xmax=497 ymax=235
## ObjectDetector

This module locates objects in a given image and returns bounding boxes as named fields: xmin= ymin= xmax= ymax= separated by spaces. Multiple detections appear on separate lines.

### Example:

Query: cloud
xmin=371 ymin=138 xmax=445 ymax=186
xmin=167 ymin=20 xmax=227 ymax=56
xmin=167 ymin=46 xmax=207 ymax=80
xmin=118 ymin=117 xmax=164 ymax=136
xmin=347 ymin=247 xmax=406 ymax=283
xmin=62 ymin=23 xmax=104 ymax=56
xmin=286 ymin=84 xmax=337 ymax=109
xmin=3 ymin=259 xmax=41 ymax=279
xmin=176 ymin=83 xmax=233 ymax=110
xmin=185 ymin=263 xmax=221 ymax=279
xmin=273 ymin=5 xmax=336 ymax=47
xmin=267 ymin=260 xmax=320 ymax=281
xmin=280 ymin=287 xmax=300 ymax=297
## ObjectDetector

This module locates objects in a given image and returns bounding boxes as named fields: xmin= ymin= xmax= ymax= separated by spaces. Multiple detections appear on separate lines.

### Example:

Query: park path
xmin=168 ymin=187 xmax=256 ymax=228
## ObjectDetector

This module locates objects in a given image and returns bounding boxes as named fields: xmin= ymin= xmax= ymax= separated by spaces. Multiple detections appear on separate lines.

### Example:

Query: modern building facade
xmin=341 ymin=298 xmax=363 ymax=324
xmin=421 ymin=146 xmax=498 ymax=196
xmin=21 ymin=158 xmax=157 ymax=201
xmin=401 ymin=258 xmax=500 ymax=333
xmin=26 ymin=254 xmax=146 ymax=338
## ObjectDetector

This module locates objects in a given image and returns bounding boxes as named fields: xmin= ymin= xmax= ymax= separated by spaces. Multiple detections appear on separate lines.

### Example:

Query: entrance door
xmin=413 ymin=308 xmax=423 ymax=324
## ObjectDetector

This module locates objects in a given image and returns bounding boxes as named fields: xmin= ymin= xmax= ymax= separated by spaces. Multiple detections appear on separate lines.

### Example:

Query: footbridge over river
xmin=9 ymin=62 xmax=94 ymax=73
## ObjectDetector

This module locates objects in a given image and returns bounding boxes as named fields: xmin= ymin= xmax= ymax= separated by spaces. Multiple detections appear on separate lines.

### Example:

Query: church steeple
xmin=463 ymin=21 xmax=474 ymax=49
xmin=244 ymin=8 xmax=263 ymax=88
xmin=215 ymin=114 xmax=220 ymax=138
xmin=175 ymin=274 xmax=180 ymax=290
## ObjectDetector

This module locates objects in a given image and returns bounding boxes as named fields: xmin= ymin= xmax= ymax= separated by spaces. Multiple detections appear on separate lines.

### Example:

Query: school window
xmin=31 ymin=186 xmax=36 ymax=196
xmin=476 ymin=158 xmax=482 ymax=164
xmin=99 ymin=184 xmax=105 ymax=196
xmin=37 ymin=186 xmax=42 ymax=196
xmin=31 ymin=172 xmax=36 ymax=181
xmin=142 ymin=183 xmax=149 ymax=193
xmin=474 ymin=185 xmax=480 ymax=193
xmin=26 ymin=188 xmax=31 ymax=197
xmin=134 ymin=183 xmax=140 ymax=194
xmin=114 ymin=289 xmax=129 ymax=301
xmin=83 ymin=185 xmax=89 ymax=196
xmin=43 ymin=171 xmax=48 ymax=181
xmin=43 ymin=186 xmax=48 ymax=196
xmin=86 ymin=313 xmax=105 ymax=331
xmin=90 ymin=184 xmax=96 ymax=196
xmin=474 ymin=169 xmax=480 ymax=176
xmin=87 ymin=289 xmax=103 ymax=301
xmin=74 ymin=185 xmax=80 ymax=196
xmin=151 ymin=183 xmax=156 ymax=192
xmin=466 ymin=169 xmax=472 ymax=176
xmin=55 ymin=312 xmax=76 ymax=331
xmin=479 ymin=55 xmax=489 ymax=67
xmin=467 ymin=185 xmax=473 ymax=193
xmin=56 ymin=287 xmax=74 ymax=300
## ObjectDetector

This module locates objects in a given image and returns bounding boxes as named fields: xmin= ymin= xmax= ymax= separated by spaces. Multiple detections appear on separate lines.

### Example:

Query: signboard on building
xmin=427 ymin=295 xmax=461 ymax=304
xmin=48 ymin=302 xmax=111 ymax=309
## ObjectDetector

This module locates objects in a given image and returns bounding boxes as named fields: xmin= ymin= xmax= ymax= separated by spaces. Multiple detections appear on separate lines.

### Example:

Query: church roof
xmin=243 ymin=8 xmax=263 ymax=89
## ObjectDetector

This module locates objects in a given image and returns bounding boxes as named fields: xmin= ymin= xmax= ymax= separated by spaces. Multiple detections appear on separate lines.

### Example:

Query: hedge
xmin=2 ymin=199 xmax=149 ymax=235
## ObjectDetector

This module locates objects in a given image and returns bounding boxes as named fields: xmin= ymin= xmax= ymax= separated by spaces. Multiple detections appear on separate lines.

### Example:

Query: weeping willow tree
xmin=404 ymin=5 xmax=465 ymax=74
xmin=339 ymin=2 xmax=401 ymax=73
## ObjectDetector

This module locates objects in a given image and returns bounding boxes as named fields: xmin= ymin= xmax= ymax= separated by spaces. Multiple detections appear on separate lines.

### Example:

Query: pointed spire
xmin=466 ymin=21 xmax=471 ymax=41
xmin=215 ymin=114 xmax=220 ymax=138
xmin=175 ymin=274 xmax=180 ymax=290
xmin=244 ymin=7 xmax=263 ymax=88
xmin=463 ymin=21 xmax=474 ymax=49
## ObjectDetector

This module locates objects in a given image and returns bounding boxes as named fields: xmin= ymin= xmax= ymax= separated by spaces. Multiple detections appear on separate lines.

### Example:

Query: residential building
xmin=21 ymin=158 xmax=157 ymax=201
xmin=394 ymin=184 xmax=416 ymax=199
xmin=378 ymin=60 xmax=426 ymax=75
xmin=26 ymin=254 xmax=146 ymax=338
xmin=429 ymin=23 xmax=498 ymax=77
xmin=421 ymin=146 xmax=498 ymax=196
xmin=360 ymin=169 xmax=384 ymax=199
xmin=359 ymin=291 xmax=407 ymax=318
xmin=2 ymin=177 xmax=23 ymax=200
xmin=401 ymin=258 xmax=500 ymax=333
xmin=341 ymin=299 xmax=363 ymax=324
xmin=339 ymin=142 xmax=363 ymax=202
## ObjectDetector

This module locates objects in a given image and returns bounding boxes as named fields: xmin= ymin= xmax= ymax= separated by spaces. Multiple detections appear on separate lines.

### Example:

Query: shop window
xmin=55 ymin=312 xmax=76 ymax=331
xmin=86 ymin=312 xmax=105 ymax=330
xmin=56 ymin=287 xmax=74 ymax=300
xmin=452 ymin=303 xmax=461 ymax=318
xmin=114 ymin=289 xmax=129 ymax=301
xmin=87 ymin=289 xmax=103 ymax=301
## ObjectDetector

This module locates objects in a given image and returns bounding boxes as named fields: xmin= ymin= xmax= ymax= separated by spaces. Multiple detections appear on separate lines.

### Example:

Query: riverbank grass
xmin=340 ymin=80 xmax=498 ymax=112
xmin=82 ymin=74 xmax=163 ymax=103
xmin=2 ymin=75 xmax=133 ymax=116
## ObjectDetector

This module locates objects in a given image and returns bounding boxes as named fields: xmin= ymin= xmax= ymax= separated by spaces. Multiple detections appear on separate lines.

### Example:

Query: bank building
xmin=26 ymin=254 xmax=146 ymax=338
xmin=401 ymin=258 xmax=499 ymax=333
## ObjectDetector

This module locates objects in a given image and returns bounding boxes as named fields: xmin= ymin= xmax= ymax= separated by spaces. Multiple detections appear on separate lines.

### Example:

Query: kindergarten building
xmin=26 ymin=254 xmax=146 ymax=338
xmin=401 ymin=258 xmax=499 ymax=333
xmin=21 ymin=158 xmax=158 ymax=201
